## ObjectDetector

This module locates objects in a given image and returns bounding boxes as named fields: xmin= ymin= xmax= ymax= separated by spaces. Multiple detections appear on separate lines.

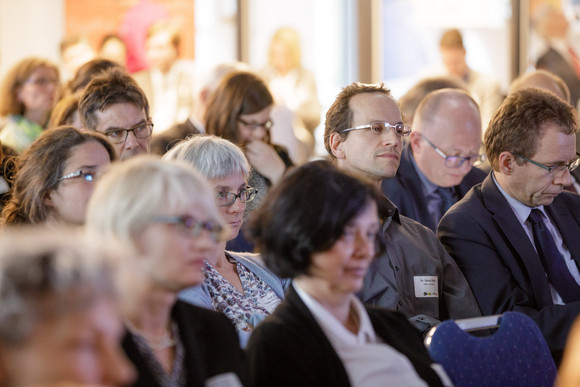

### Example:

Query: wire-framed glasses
xmin=516 ymin=153 xmax=580 ymax=176
xmin=59 ymin=169 xmax=99 ymax=182
xmin=153 ymin=215 xmax=225 ymax=242
xmin=339 ymin=121 xmax=411 ymax=137
xmin=216 ymin=187 xmax=258 ymax=207
xmin=421 ymin=134 xmax=486 ymax=168
xmin=103 ymin=122 xmax=153 ymax=143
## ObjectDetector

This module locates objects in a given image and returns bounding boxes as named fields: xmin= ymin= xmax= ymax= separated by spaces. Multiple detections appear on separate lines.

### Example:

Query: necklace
xmin=126 ymin=319 xmax=176 ymax=351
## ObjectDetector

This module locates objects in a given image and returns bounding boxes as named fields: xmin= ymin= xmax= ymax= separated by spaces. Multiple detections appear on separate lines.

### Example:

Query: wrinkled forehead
xmin=349 ymin=92 xmax=401 ymax=126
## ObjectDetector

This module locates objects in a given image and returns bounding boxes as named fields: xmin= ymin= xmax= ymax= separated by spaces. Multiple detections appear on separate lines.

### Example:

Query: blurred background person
xmin=0 ymin=226 xmax=135 ymax=386
xmin=246 ymin=160 xmax=444 ymax=386
xmin=0 ymin=58 xmax=60 ymax=153
xmin=133 ymin=20 xmax=196 ymax=134
xmin=205 ymin=70 xmax=293 ymax=252
xmin=165 ymin=135 xmax=288 ymax=347
xmin=59 ymin=35 xmax=96 ymax=82
xmin=0 ymin=140 xmax=16 ymax=212
xmin=2 ymin=126 xmax=115 ymax=225
xmin=86 ymin=156 xmax=245 ymax=386
xmin=63 ymin=58 xmax=123 ymax=98
xmin=439 ymin=28 xmax=504 ymax=132
xmin=99 ymin=33 xmax=128 ymax=68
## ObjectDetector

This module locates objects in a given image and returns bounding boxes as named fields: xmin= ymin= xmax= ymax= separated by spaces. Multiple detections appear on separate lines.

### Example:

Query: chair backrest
xmin=425 ymin=312 xmax=557 ymax=387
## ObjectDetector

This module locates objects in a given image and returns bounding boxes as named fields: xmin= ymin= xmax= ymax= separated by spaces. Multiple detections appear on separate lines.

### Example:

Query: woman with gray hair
xmin=0 ymin=226 xmax=135 ymax=386
xmin=86 ymin=155 xmax=244 ymax=386
xmin=164 ymin=135 xmax=288 ymax=347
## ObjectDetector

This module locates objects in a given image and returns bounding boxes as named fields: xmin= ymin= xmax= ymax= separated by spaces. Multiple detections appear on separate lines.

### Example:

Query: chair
xmin=425 ymin=312 xmax=557 ymax=387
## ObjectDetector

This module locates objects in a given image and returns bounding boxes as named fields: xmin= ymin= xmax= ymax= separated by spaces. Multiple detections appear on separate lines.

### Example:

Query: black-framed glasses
xmin=153 ymin=215 xmax=225 ymax=242
xmin=516 ymin=153 xmax=580 ymax=176
xmin=339 ymin=121 xmax=411 ymax=137
xmin=421 ymin=134 xmax=486 ymax=168
xmin=59 ymin=169 xmax=99 ymax=182
xmin=216 ymin=187 xmax=258 ymax=207
xmin=238 ymin=118 xmax=273 ymax=131
xmin=103 ymin=122 xmax=153 ymax=144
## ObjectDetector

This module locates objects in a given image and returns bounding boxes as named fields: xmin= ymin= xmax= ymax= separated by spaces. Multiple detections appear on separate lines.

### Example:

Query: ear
xmin=329 ymin=132 xmax=346 ymax=160
xmin=498 ymin=151 xmax=516 ymax=175
xmin=409 ymin=131 xmax=422 ymax=154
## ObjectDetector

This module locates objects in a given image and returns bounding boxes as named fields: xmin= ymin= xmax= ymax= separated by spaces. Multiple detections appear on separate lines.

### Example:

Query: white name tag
xmin=258 ymin=292 xmax=281 ymax=313
xmin=414 ymin=275 xmax=439 ymax=298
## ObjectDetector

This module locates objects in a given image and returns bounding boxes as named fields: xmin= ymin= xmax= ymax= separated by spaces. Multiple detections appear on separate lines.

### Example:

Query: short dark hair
xmin=246 ymin=160 xmax=385 ymax=278
xmin=324 ymin=82 xmax=392 ymax=159
xmin=65 ymin=58 xmax=123 ymax=97
xmin=485 ymin=88 xmax=579 ymax=171
xmin=78 ymin=67 xmax=150 ymax=130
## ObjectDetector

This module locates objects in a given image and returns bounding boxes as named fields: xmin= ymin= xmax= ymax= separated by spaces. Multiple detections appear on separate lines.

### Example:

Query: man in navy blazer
xmin=438 ymin=88 xmax=580 ymax=361
xmin=382 ymin=89 xmax=486 ymax=231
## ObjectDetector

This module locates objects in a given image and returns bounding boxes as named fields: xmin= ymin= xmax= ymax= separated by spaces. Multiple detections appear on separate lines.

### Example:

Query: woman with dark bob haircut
xmin=246 ymin=160 xmax=444 ymax=386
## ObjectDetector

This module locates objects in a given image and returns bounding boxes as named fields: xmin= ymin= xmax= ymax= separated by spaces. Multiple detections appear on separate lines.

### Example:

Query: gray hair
xmin=0 ymin=226 xmax=117 ymax=346
xmin=163 ymin=135 xmax=250 ymax=181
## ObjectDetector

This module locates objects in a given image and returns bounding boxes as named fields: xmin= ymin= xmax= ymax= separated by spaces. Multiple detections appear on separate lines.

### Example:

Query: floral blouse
xmin=203 ymin=256 xmax=282 ymax=333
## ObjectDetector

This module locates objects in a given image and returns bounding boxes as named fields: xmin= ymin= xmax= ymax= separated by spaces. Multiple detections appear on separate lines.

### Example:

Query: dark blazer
xmin=438 ymin=173 xmax=580 ymax=359
xmin=150 ymin=118 xmax=201 ymax=155
xmin=123 ymin=300 xmax=245 ymax=387
xmin=246 ymin=285 xmax=443 ymax=387
xmin=382 ymin=146 xmax=486 ymax=231
xmin=537 ymin=47 xmax=580 ymax=108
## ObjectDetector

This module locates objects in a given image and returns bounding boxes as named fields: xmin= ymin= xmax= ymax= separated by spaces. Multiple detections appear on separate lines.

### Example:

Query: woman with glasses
xmin=0 ymin=57 xmax=60 ymax=153
xmin=86 ymin=155 xmax=245 ymax=386
xmin=246 ymin=160 xmax=444 ymax=386
xmin=164 ymin=135 xmax=288 ymax=347
xmin=2 ymin=125 xmax=115 ymax=225
xmin=205 ymin=70 xmax=293 ymax=251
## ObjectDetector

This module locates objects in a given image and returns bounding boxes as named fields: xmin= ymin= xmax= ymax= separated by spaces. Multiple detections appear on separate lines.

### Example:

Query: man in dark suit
xmin=438 ymin=88 xmax=580 ymax=361
xmin=382 ymin=89 xmax=486 ymax=231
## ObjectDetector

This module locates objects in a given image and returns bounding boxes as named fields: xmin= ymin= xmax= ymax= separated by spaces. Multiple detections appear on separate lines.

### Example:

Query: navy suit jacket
xmin=382 ymin=146 xmax=486 ymax=231
xmin=438 ymin=173 xmax=580 ymax=358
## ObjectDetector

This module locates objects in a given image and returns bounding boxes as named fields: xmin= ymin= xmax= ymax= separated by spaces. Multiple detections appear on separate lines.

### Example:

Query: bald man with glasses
xmin=382 ymin=89 xmax=487 ymax=231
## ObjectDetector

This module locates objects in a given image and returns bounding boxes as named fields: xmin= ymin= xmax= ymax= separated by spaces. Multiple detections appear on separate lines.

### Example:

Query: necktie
xmin=437 ymin=187 xmax=456 ymax=214
xmin=528 ymin=209 xmax=580 ymax=303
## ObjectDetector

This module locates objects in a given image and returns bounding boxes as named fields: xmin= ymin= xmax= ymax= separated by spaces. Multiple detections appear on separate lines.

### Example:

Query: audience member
xmin=133 ymin=21 xmax=196 ymax=133
xmin=99 ymin=33 xmax=128 ymax=68
xmin=246 ymin=160 xmax=444 ymax=386
xmin=86 ymin=156 xmax=245 ymax=386
xmin=59 ymin=35 xmax=96 ymax=82
xmin=79 ymin=67 xmax=152 ymax=160
xmin=439 ymin=28 xmax=504 ymax=131
xmin=438 ymin=88 xmax=580 ymax=362
xmin=47 ymin=93 xmax=81 ymax=128
xmin=0 ymin=141 xmax=16 ymax=211
xmin=0 ymin=58 xmax=60 ymax=153
xmin=324 ymin=82 xmax=481 ymax=333
xmin=2 ymin=126 xmax=115 ymax=225
xmin=382 ymin=89 xmax=487 ymax=231
xmin=558 ymin=317 xmax=580 ymax=387
xmin=205 ymin=71 xmax=293 ymax=252
xmin=398 ymin=75 xmax=468 ymax=126
xmin=64 ymin=58 xmax=123 ymax=97
xmin=165 ymin=135 xmax=288 ymax=347
xmin=0 ymin=226 xmax=135 ymax=386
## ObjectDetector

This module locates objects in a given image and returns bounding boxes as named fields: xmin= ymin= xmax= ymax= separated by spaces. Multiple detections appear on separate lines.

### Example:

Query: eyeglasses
xmin=216 ymin=187 xmax=258 ymax=207
xmin=340 ymin=121 xmax=411 ymax=137
xmin=25 ymin=77 xmax=58 ymax=87
xmin=153 ymin=215 xmax=225 ymax=242
xmin=421 ymin=134 xmax=486 ymax=168
xmin=516 ymin=153 xmax=580 ymax=176
xmin=59 ymin=169 xmax=99 ymax=182
xmin=238 ymin=118 xmax=273 ymax=131
xmin=103 ymin=122 xmax=153 ymax=143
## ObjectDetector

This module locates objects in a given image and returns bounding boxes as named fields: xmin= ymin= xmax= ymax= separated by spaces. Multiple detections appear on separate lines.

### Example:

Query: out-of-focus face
xmin=100 ymin=39 xmax=127 ymax=68
xmin=412 ymin=97 xmax=482 ymax=187
xmin=441 ymin=47 xmax=468 ymax=78
xmin=17 ymin=66 xmax=60 ymax=116
xmin=308 ymin=201 xmax=380 ymax=295
xmin=270 ymin=41 xmax=292 ymax=75
xmin=212 ymin=172 xmax=247 ymax=241
xmin=46 ymin=140 xmax=111 ymax=225
xmin=94 ymin=102 xmax=151 ymax=161
xmin=331 ymin=92 xmax=403 ymax=183
xmin=62 ymin=42 xmax=96 ymax=77
xmin=504 ymin=122 xmax=576 ymax=207
xmin=0 ymin=297 xmax=135 ymax=386
xmin=146 ymin=30 xmax=177 ymax=74
xmin=136 ymin=196 xmax=221 ymax=292
xmin=237 ymin=105 xmax=273 ymax=145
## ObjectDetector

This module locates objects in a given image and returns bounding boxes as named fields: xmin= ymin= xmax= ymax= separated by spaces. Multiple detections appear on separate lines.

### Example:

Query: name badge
xmin=258 ymin=292 xmax=281 ymax=313
xmin=414 ymin=275 xmax=439 ymax=298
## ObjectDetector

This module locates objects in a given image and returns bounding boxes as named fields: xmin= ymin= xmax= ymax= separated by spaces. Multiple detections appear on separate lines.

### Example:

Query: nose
xmin=554 ymin=168 xmax=573 ymax=187
xmin=381 ymin=127 xmax=402 ymax=148
xmin=123 ymin=130 xmax=139 ymax=150
xmin=354 ymin=231 xmax=375 ymax=259
xmin=101 ymin=341 xmax=136 ymax=385
xmin=252 ymin=126 xmax=266 ymax=141
xmin=227 ymin=196 xmax=245 ymax=214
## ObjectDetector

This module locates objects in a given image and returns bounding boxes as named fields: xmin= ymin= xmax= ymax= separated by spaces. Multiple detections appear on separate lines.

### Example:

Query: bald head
xmin=509 ymin=70 xmax=570 ymax=103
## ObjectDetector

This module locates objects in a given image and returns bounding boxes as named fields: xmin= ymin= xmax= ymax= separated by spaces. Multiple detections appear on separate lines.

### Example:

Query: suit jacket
xmin=246 ymin=285 xmax=443 ymax=387
xmin=382 ymin=146 xmax=487 ymax=231
xmin=537 ymin=47 xmax=580 ymax=109
xmin=438 ymin=173 xmax=580 ymax=359
xmin=123 ymin=300 xmax=245 ymax=386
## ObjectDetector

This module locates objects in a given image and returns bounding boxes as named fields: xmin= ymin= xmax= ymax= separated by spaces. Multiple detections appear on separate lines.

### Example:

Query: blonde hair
xmin=268 ymin=27 xmax=302 ymax=70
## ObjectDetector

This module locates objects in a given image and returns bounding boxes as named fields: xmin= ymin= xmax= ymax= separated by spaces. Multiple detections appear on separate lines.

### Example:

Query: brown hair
xmin=485 ymin=88 xmax=578 ymax=171
xmin=324 ymin=82 xmax=392 ymax=159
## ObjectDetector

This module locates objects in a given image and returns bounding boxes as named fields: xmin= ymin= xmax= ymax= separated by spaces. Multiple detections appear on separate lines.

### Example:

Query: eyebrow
xmin=104 ymin=119 xmax=147 ymax=132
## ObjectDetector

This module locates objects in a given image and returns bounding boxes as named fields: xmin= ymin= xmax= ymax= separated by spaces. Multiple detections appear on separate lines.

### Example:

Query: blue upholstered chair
xmin=425 ymin=312 xmax=557 ymax=387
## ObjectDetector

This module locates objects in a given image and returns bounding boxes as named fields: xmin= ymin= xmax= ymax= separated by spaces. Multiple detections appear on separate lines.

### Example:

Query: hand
xmin=245 ymin=141 xmax=286 ymax=184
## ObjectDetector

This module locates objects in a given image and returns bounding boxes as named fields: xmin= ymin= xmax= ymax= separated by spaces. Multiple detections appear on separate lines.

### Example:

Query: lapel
xmin=481 ymin=175 xmax=553 ymax=307
xmin=546 ymin=195 xmax=580 ymax=269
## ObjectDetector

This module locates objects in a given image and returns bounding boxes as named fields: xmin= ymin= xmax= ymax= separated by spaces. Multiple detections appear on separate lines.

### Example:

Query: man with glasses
xmin=382 ymin=89 xmax=486 ymax=231
xmin=325 ymin=82 xmax=481 ymax=334
xmin=79 ymin=67 xmax=152 ymax=160
xmin=438 ymin=88 xmax=580 ymax=362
